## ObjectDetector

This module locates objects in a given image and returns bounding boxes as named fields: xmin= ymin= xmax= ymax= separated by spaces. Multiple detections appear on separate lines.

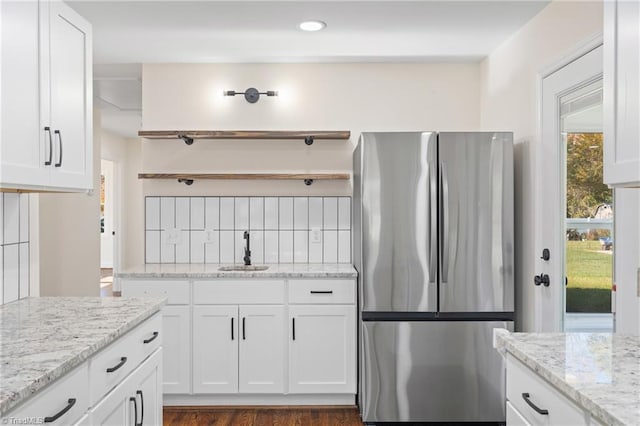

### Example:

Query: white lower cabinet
xmin=90 ymin=349 xmax=162 ymax=426
xmin=192 ymin=304 xmax=285 ymax=394
xmin=506 ymin=354 xmax=593 ymax=426
xmin=161 ymin=306 xmax=191 ymax=394
xmin=289 ymin=305 xmax=356 ymax=394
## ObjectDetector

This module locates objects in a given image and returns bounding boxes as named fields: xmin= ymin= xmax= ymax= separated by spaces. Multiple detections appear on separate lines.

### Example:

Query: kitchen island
xmin=0 ymin=296 xmax=166 ymax=423
xmin=494 ymin=329 xmax=639 ymax=426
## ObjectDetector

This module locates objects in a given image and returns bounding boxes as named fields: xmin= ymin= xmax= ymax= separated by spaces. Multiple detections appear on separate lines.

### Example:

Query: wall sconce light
xmin=223 ymin=87 xmax=278 ymax=103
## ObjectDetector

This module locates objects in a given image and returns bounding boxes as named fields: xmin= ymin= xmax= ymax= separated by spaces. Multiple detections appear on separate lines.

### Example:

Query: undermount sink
xmin=218 ymin=265 xmax=270 ymax=272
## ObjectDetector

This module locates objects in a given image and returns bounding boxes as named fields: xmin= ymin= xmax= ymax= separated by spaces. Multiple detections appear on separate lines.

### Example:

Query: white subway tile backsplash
xmin=190 ymin=230 xmax=206 ymax=263
xmin=323 ymin=197 xmax=338 ymax=230
xmin=3 ymin=194 xmax=19 ymax=244
xmin=264 ymin=230 xmax=278 ymax=263
xmin=145 ymin=197 xmax=160 ymax=230
xmin=309 ymin=197 xmax=323 ymax=228
xmin=294 ymin=198 xmax=308 ymax=230
xmin=279 ymin=198 xmax=294 ymax=229
xmin=294 ymin=230 xmax=308 ymax=263
xmin=220 ymin=198 xmax=234 ymax=230
xmin=323 ymin=230 xmax=338 ymax=263
xmin=338 ymin=197 xmax=351 ymax=230
xmin=19 ymin=196 xmax=29 ymax=242
xmin=264 ymin=198 xmax=279 ymax=230
xmin=235 ymin=197 xmax=249 ymax=230
xmin=279 ymin=230 xmax=293 ymax=263
xmin=144 ymin=196 xmax=351 ymax=265
xmin=3 ymin=244 xmax=19 ymax=303
xmin=205 ymin=197 xmax=220 ymax=230
xmin=145 ymin=231 xmax=160 ymax=263
xmin=249 ymin=197 xmax=264 ymax=230
xmin=308 ymin=230 xmax=323 ymax=263
xmin=190 ymin=198 xmax=205 ymax=230
xmin=19 ymin=243 xmax=29 ymax=298
xmin=219 ymin=231 xmax=235 ymax=263
xmin=160 ymin=197 xmax=175 ymax=230
xmin=1 ymin=194 xmax=30 ymax=304
xmin=175 ymin=230 xmax=190 ymax=263
xmin=338 ymin=230 xmax=351 ymax=263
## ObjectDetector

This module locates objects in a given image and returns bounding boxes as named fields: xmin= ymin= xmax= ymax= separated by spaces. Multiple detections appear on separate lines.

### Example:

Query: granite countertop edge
xmin=0 ymin=297 xmax=166 ymax=416
xmin=115 ymin=264 xmax=358 ymax=279
xmin=495 ymin=331 xmax=626 ymax=426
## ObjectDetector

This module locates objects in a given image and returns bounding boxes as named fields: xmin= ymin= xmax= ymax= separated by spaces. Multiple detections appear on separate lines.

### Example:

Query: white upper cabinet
xmin=0 ymin=0 xmax=92 ymax=192
xmin=604 ymin=0 xmax=640 ymax=187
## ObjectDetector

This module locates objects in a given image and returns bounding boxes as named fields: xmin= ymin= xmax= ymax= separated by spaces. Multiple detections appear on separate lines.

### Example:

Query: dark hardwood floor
xmin=163 ymin=406 xmax=364 ymax=426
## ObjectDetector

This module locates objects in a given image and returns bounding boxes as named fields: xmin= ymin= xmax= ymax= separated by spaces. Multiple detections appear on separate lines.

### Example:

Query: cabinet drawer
xmin=193 ymin=280 xmax=285 ymax=304
xmin=506 ymin=354 xmax=588 ymax=426
xmin=507 ymin=401 xmax=531 ymax=426
xmin=131 ymin=313 xmax=162 ymax=365
xmin=121 ymin=280 xmax=190 ymax=305
xmin=4 ymin=363 xmax=89 ymax=425
xmin=89 ymin=326 xmax=143 ymax=406
xmin=288 ymin=279 xmax=356 ymax=304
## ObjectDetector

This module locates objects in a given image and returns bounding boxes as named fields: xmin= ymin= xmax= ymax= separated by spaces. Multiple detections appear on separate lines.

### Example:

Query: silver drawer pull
xmin=522 ymin=392 xmax=549 ymax=415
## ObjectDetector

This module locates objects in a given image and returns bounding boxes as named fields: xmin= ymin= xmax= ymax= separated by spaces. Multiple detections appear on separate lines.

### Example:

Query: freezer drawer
xmin=361 ymin=320 xmax=512 ymax=423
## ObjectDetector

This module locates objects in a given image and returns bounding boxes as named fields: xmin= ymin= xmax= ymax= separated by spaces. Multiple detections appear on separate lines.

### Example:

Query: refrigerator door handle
xmin=429 ymin=160 xmax=437 ymax=283
xmin=441 ymin=163 xmax=450 ymax=283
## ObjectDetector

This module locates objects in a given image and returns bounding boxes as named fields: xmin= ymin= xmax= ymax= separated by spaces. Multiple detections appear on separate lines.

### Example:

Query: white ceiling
xmin=78 ymin=0 xmax=551 ymax=137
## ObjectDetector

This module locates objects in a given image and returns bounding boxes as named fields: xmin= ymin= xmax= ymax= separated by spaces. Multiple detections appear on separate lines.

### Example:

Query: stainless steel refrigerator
xmin=354 ymin=132 xmax=514 ymax=424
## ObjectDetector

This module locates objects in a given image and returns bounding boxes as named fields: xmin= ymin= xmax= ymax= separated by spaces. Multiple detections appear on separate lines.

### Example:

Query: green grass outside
xmin=565 ymin=240 xmax=612 ymax=313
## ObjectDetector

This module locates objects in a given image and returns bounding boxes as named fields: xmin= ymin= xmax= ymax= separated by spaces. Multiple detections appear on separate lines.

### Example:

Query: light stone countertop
xmin=0 ymin=297 xmax=166 ymax=415
xmin=494 ymin=330 xmax=640 ymax=426
xmin=116 ymin=263 xmax=358 ymax=279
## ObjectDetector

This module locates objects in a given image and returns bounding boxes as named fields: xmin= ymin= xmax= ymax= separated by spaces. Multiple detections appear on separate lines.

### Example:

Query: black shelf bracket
xmin=304 ymin=136 xmax=314 ymax=146
xmin=178 ymin=134 xmax=194 ymax=145
xmin=304 ymin=179 xmax=314 ymax=186
xmin=178 ymin=178 xmax=194 ymax=186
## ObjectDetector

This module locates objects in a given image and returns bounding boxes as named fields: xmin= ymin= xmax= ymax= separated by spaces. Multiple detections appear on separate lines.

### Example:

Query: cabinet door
xmin=131 ymin=350 xmax=162 ymax=426
xmin=90 ymin=382 xmax=132 ymax=426
xmin=289 ymin=305 xmax=356 ymax=394
xmin=238 ymin=305 xmax=285 ymax=393
xmin=162 ymin=306 xmax=191 ymax=394
xmin=604 ymin=0 xmax=640 ymax=186
xmin=0 ymin=0 xmax=50 ymax=188
xmin=48 ymin=1 xmax=92 ymax=190
xmin=193 ymin=305 xmax=239 ymax=393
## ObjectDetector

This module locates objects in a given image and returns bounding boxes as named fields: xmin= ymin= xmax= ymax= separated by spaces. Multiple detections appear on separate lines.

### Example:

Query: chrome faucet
xmin=243 ymin=231 xmax=251 ymax=266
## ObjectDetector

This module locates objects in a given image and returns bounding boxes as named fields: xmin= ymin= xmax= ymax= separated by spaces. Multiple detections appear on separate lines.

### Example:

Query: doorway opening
xmin=561 ymin=81 xmax=613 ymax=332
xmin=100 ymin=159 xmax=115 ymax=296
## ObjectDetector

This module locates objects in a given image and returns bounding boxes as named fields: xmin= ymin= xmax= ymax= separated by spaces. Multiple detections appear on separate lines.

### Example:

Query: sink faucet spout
xmin=243 ymin=231 xmax=251 ymax=266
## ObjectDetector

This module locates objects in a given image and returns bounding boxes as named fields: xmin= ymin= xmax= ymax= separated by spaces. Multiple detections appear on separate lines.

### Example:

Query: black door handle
xmin=130 ymin=396 xmax=138 ymax=425
xmin=310 ymin=290 xmax=333 ymax=294
xmin=522 ymin=393 xmax=549 ymax=415
xmin=292 ymin=317 xmax=296 ymax=341
xmin=231 ymin=317 xmax=234 ymax=340
xmin=106 ymin=356 xmax=127 ymax=373
xmin=143 ymin=332 xmax=159 ymax=344
xmin=44 ymin=398 xmax=76 ymax=423
xmin=242 ymin=317 xmax=246 ymax=340
xmin=54 ymin=130 xmax=63 ymax=167
xmin=44 ymin=127 xmax=53 ymax=166
xmin=136 ymin=390 xmax=144 ymax=426
xmin=533 ymin=273 xmax=550 ymax=287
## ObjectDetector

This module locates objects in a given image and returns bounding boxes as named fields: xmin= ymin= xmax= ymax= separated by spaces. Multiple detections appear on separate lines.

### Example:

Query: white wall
xmin=38 ymin=109 xmax=101 ymax=296
xmin=135 ymin=62 xmax=481 ymax=264
xmin=479 ymin=1 xmax=603 ymax=331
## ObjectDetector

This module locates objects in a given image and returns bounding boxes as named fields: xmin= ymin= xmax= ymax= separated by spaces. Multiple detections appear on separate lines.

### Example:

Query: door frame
xmin=535 ymin=35 xmax=603 ymax=332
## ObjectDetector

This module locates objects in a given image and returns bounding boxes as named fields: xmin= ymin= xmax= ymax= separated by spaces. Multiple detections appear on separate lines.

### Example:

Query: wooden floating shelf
xmin=137 ymin=130 xmax=351 ymax=145
xmin=138 ymin=173 xmax=350 ymax=186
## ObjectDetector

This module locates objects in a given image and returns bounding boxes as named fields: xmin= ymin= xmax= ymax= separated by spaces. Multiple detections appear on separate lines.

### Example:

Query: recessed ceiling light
xmin=298 ymin=20 xmax=326 ymax=32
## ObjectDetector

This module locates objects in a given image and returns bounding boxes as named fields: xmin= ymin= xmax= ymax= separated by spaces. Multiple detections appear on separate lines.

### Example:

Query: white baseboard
xmin=163 ymin=393 xmax=356 ymax=406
